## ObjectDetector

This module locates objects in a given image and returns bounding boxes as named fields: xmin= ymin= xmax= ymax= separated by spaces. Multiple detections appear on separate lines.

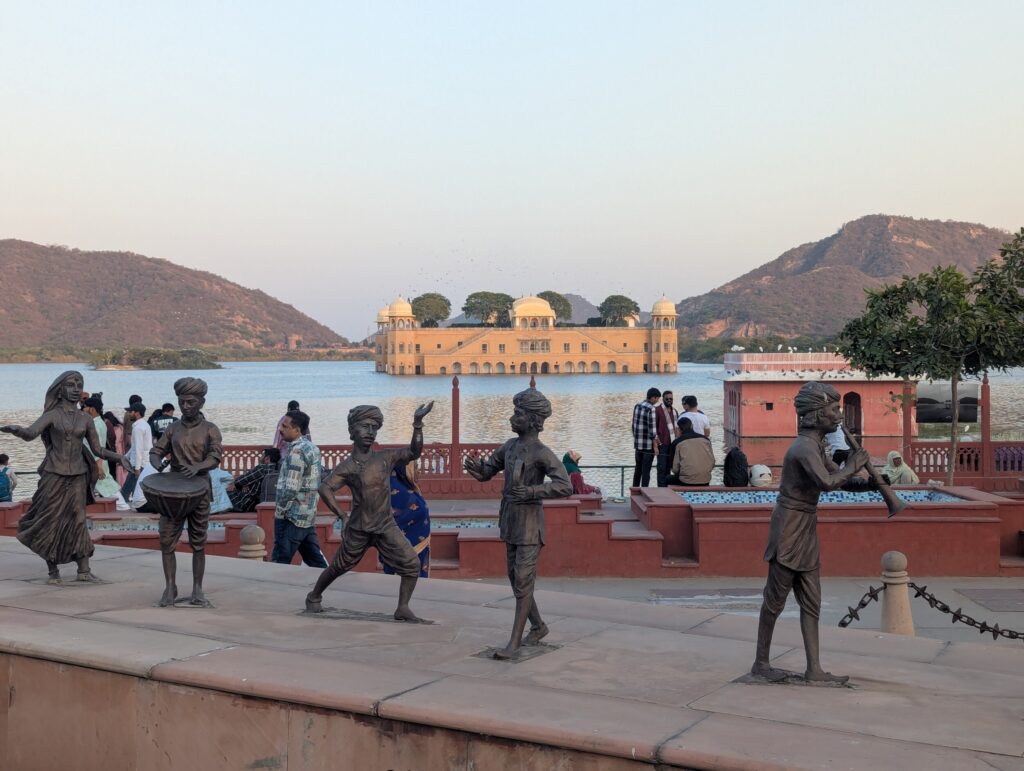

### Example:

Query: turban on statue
xmin=348 ymin=405 xmax=384 ymax=429
xmin=513 ymin=388 xmax=552 ymax=418
xmin=173 ymin=377 xmax=208 ymax=398
xmin=793 ymin=382 xmax=839 ymax=417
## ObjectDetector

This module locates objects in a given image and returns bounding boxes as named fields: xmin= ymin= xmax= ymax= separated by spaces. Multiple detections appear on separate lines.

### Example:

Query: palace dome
xmin=388 ymin=296 xmax=413 ymax=317
xmin=376 ymin=306 xmax=391 ymax=323
xmin=511 ymin=296 xmax=556 ymax=319
xmin=652 ymin=296 xmax=677 ymax=316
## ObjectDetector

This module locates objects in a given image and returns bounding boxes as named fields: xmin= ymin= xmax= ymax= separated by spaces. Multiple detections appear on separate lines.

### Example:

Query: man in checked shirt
xmin=272 ymin=411 xmax=328 ymax=567
xmin=631 ymin=387 xmax=661 ymax=488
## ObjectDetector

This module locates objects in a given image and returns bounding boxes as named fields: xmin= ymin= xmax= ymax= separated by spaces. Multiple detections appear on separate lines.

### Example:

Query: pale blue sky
xmin=2 ymin=1 xmax=1022 ymax=339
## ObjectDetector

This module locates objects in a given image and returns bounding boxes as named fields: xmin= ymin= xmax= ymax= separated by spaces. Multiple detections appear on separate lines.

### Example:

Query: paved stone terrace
xmin=0 ymin=536 xmax=1022 ymax=770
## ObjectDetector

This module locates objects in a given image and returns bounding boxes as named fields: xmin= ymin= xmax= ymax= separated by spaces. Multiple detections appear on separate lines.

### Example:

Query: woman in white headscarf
xmin=882 ymin=450 xmax=919 ymax=485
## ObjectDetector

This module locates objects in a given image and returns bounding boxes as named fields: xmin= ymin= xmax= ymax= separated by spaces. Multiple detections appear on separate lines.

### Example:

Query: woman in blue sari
xmin=382 ymin=462 xmax=430 ymax=577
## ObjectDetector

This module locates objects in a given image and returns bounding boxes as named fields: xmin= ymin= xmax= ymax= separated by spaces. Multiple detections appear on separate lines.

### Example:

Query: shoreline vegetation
xmin=0 ymin=345 xmax=376 ymax=367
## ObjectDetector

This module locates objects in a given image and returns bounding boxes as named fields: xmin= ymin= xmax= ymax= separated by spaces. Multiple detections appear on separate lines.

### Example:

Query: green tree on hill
xmin=537 ymin=290 xmax=573 ymax=322
xmin=411 ymin=293 xmax=451 ymax=327
xmin=838 ymin=228 xmax=1024 ymax=485
xmin=598 ymin=294 xmax=640 ymax=326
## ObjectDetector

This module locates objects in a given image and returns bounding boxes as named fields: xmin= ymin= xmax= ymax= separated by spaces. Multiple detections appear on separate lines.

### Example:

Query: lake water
xmin=3 ymin=361 xmax=1023 ymax=499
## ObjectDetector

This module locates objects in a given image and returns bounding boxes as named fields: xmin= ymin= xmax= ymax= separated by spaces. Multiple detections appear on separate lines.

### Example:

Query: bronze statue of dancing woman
xmin=306 ymin=401 xmax=433 ymax=622
xmin=1 ymin=371 xmax=130 ymax=583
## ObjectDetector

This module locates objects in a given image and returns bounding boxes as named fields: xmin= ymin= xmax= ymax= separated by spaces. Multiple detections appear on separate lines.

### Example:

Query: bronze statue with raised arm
xmin=464 ymin=387 xmax=572 ymax=659
xmin=751 ymin=381 xmax=875 ymax=684
xmin=1 ymin=370 xmax=130 ymax=583
xmin=306 ymin=401 xmax=434 ymax=622
xmin=147 ymin=377 xmax=223 ymax=608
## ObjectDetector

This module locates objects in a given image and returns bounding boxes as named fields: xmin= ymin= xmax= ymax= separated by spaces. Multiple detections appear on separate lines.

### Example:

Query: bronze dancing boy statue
xmin=149 ymin=377 xmax=223 ymax=607
xmin=464 ymin=388 xmax=572 ymax=659
xmin=752 ymin=381 xmax=874 ymax=684
xmin=306 ymin=401 xmax=434 ymax=622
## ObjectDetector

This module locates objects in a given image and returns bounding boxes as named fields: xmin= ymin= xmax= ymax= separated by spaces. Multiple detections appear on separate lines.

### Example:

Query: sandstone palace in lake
xmin=374 ymin=296 xmax=679 ymax=376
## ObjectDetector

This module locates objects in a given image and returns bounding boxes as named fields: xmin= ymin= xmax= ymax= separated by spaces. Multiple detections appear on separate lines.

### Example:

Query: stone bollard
xmin=238 ymin=524 xmax=268 ymax=561
xmin=880 ymin=550 xmax=915 ymax=636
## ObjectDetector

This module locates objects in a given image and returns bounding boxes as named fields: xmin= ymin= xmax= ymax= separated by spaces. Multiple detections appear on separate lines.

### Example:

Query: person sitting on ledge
xmin=668 ymin=416 xmax=715 ymax=486
xmin=562 ymin=450 xmax=601 ymax=496
xmin=227 ymin=447 xmax=281 ymax=512
xmin=882 ymin=450 xmax=919 ymax=485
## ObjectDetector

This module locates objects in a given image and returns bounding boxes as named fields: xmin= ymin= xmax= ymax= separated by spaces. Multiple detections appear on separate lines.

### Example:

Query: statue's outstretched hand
xmin=0 ymin=425 xmax=18 ymax=434
xmin=463 ymin=455 xmax=484 ymax=481
xmin=414 ymin=401 xmax=435 ymax=423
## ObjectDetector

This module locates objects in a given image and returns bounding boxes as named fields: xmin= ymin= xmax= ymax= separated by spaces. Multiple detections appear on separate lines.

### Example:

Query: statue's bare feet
xmin=492 ymin=645 xmax=521 ymax=660
xmin=751 ymin=662 xmax=788 ymax=682
xmin=305 ymin=593 xmax=324 ymax=613
xmin=159 ymin=585 xmax=178 ymax=607
xmin=523 ymin=623 xmax=549 ymax=646
xmin=46 ymin=575 xmax=62 ymax=586
xmin=189 ymin=589 xmax=212 ymax=608
xmin=804 ymin=670 xmax=849 ymax=684
xmin=76 ymin=571 xmax=100 ymax=583
xmin=394 ymin=605 xmax=426 ymax=623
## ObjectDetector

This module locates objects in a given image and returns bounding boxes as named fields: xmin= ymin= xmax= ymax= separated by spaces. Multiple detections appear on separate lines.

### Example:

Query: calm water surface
xmin=3 ymin=361 xmax=1023 ymax=499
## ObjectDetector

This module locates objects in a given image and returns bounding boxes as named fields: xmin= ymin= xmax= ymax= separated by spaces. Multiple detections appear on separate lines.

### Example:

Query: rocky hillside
xmin=0 ymin=240 xmax=346 ymax=348
xmin=677 ymin=215 xmax=1011 ymax=338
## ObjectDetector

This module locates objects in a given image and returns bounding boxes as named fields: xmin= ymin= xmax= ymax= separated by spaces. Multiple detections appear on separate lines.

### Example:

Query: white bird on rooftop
xmin=759 ymin=346 xmax=764 ymax=352
xmin=777 ymin=344 xmax=783 ymax=351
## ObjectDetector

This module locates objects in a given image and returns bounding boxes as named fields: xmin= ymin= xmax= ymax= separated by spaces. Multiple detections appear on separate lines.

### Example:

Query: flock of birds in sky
xmin=729 ymin=345 xmax=838 ymax=353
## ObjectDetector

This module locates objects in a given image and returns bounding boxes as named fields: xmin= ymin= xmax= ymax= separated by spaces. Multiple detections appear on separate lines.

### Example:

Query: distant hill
xmin=676 ymin=215 xmax=1011 ymax=339
xmin=0 ymin=240 xmax=346 ymax=349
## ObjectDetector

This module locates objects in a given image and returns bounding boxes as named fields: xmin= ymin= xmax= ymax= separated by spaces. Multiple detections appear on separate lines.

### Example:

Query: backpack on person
xmin=0 ymin=468 xmax=11 ymax=501
xmin=723 ymin=447 xmax=749 ymax=487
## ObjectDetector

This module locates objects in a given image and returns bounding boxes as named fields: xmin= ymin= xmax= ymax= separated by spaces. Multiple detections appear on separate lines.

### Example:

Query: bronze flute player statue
xmin=752 ymin=381 xmax=879 ymax=684
xmin=464 ymin=388 xmax=572 ymax=659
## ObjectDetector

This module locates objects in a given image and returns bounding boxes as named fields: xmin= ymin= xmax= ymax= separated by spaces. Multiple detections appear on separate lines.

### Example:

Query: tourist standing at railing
xmin=83 ymin=396 xmax=130 ymax=511
xmin=272 ymin=411 xmax=328 ymax=567
xmin=122 ymin=403 xmax=152 ymax=501
xmin=273 ymin=400 xmax=311 ymax=456
xmin=631 ymin=387 xmax=661 ymax=488
xmin=122 ymin=394 xmax=142 ymax=459
xmin=0 ymin=454 xmax=16 ymax=503
xmin=825 ymin=425 xmax=849 ymax=467
xmin=654 ymin=390 xmax=679 ymax=487
xmin=680 ymin=395 xmax=711 ymax=438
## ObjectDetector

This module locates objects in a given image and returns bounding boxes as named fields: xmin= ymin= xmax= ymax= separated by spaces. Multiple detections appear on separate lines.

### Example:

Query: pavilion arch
xmin=622 ymin=364 xmax=629 ymax=373
xmin=564 ymin=361 xmax=574 ymax=373
xmin=530 ymin=318 xmax=539 ymax=328
xmin=530 ymin=362 xmax=538 ymax=374
xmin=399 ymin=365 xmax=405 ymax=375
xmin=843 ymin=392 xmax=863 ymax=436
xmin=452 ymin=362 xmax=462 ymax=374
xmin=654 ymin=363 xmax=660 ymax=373
xmin=607 ymin=362 xmax=617 ymax=373
xmin=664 ymin=361 xmax=671 ymax=372
xmin=553 ymin=363 xmax=559 ymax=373
xmin=495 ymin=363 xmax=506 ymax=374
xmin=578 ymin=360 xmax=587 ymax=373
xmin=439 ymin=366 xmax=447 ymax=375
xmin=470 ymin=362 xmax=479 ymax=374
xmin=520 ymin=362 xmax=528 ymax=374
xmin=541 ymin=362 xmax=550 ymax=374
xmin=520 ymin=318 xmax=529 ymax=329
xmin=483 ymin=363 xmax=492 ymax=374
xmin=590 ymin=361 xmax=600 ymax=373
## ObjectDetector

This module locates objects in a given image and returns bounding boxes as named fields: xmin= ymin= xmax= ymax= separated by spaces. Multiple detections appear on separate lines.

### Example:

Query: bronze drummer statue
xmin=146 ymin=377 xmax=223 ymax=607
xmin=464 ymin=387 xmax=572 ymax=659
xmin=306 ymin=401 xmax=434 ymax=622
xmin=2 ymin=370 xmax=131 ymax=583
xmin=752 ymin=381 xmax=874 ymax=684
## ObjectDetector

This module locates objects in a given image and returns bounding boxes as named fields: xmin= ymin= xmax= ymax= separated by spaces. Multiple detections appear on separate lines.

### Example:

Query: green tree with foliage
xmin=598 ymin=295 xmax=641 ymax=326
xmin=462 ymin=291 xmax=516 ymax=326
xmin=839 ymin=229 xmax=1024 ymax=485
xmin=411 ymin=293 xmax=451 ymax=328
xmin=537 ymin=290 xmax=573 ymax=322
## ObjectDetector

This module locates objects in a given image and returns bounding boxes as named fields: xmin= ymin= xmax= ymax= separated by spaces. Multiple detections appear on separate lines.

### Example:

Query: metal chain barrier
xmin=907 ymin=582 xmax=1023 ymax=643
xmin=837 ymin=585 xmax=884 ymax=628
xmin=837 ymin=582 xmax=1024 ymax=643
